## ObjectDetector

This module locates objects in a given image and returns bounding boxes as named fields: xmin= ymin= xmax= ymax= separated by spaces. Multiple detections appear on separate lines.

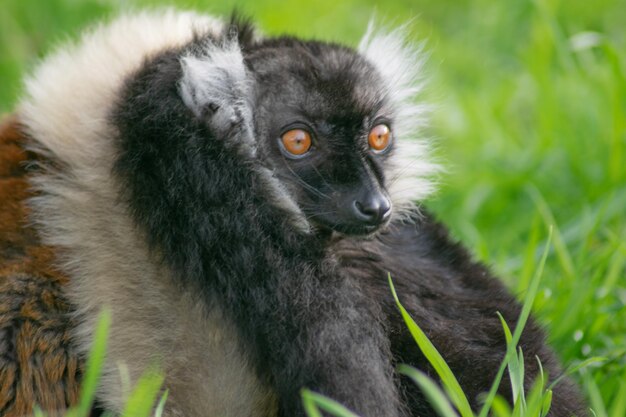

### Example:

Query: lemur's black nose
xmin=352 ymin=193 xmax=391 ymax=225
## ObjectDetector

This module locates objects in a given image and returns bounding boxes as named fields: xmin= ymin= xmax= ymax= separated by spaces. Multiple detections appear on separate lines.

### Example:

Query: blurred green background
xmin=2 ymin=0 xmax=625 ymax=414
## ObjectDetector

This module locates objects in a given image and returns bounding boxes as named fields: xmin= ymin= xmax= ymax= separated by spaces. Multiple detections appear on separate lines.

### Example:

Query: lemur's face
xmin=247 ymin=40 xmax=395 ymax=236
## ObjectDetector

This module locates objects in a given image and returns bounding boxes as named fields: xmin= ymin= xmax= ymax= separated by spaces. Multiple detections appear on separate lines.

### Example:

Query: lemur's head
xmin=127 ymin=18 xmax=436 ymax=239
xmin=245 ymin=39 xmax=398 ymax=236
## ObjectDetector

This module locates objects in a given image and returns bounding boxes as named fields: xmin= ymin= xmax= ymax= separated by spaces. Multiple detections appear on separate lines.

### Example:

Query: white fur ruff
xmin=19 ymin=10 xmax=276 ymax=417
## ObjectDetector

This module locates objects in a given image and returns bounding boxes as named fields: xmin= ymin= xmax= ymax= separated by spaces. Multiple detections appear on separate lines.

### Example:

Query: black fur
xmin=111 ymin=22 xmax=586 ymax=417
xmin=113 ymin=38 xmax=401 ymax=417
xmin=229 ymin=11 xmax=257 ymax=49
xmin=335 ymin=211 xmax=587 ymax=416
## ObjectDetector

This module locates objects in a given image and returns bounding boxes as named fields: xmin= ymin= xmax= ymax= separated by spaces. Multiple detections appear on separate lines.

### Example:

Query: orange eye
xmin=281 ymin=129 xmax=312 ymax=157
xmin=368 ymin=124 xmax=391 ymax=153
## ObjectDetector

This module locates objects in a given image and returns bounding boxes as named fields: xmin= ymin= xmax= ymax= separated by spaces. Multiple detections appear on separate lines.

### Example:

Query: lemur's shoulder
xmin=0 ymin=114 xmax=81 ymax=417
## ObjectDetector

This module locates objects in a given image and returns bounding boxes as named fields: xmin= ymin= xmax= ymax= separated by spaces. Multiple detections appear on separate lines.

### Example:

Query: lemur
xmin=0 ymin=10 xmax=586 ymax=417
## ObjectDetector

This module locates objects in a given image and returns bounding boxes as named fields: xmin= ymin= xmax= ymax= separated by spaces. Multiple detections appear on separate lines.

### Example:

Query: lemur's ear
xmin=178 ymin=32 xmax=252 ymax=137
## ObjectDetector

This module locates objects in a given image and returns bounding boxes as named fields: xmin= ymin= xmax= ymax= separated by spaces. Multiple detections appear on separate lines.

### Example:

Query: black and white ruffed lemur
xmin=0 ymin=9 xmax=587 ymax=417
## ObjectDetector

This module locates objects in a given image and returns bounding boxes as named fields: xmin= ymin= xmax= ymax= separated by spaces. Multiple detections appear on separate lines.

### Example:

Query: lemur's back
xmin=0 ymin=116 xmax=81 ymax=416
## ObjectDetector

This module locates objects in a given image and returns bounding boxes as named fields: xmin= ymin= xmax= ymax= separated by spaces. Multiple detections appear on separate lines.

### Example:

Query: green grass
xmin=2 ymin=0 xmax=624 ymax=415
xmin=388 ymin=240 xmax=560 ymax=417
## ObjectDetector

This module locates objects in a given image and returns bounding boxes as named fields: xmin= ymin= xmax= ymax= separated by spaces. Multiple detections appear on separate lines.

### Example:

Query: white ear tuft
xmin=358 ymin=21 xmax=426 ymax=108
xmin=179 ymin=35 xmax=257 ymax=160
xmin=179 ymin=37 xmax=250 ymax=121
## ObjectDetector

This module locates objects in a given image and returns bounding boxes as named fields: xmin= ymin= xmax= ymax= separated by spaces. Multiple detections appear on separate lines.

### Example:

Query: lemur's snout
xmin=352 ymin=191 xmax=391 ymax=225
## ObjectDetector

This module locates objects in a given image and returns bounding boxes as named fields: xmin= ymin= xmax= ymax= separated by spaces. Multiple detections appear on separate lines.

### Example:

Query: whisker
xmin=297 ymin=202 xmax=338 ymax=220
xmin=276 ymin=172 xmax=329 ymax=200
xmin=387 ymin=158 xmax=429 ymax=186
xmin=305 ymin=211 xmax=338 ymax=220
xmin=309 ymin=164 xmax=338 ymax=194
xmin=276 ymin=164 xmax=331 ymax=200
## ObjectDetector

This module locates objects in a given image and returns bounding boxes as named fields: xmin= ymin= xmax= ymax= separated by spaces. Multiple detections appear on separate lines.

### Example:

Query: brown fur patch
xmin=0 ymin=114 xmax=81 ymax=417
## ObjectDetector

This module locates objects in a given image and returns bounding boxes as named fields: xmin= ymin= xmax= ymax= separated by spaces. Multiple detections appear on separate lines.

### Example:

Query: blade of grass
xmin=548 ymin=357 xmax=606 ymax=390
xmin=76 ymin=309 xmax=111 ymax=417
xmin=120 ymin=369 xmax=164 ymax=417
xmin=398 ymin=365 xmax=459 ymax=417
xmin=154 ymin=390 xmax=169 ymax=417
xmin=583 ymin=371 xmax=609 ymax=417
xmin=516 ymin=348 xmax=526 ymax=411
xmin=524 ymin=377 xmax=548 ymax=417
xmin=388 ymin=275 xmax=474 ymax=417
xmin=478 ymin=226 xmax=553 ymax=417
xmin=301 ymin=389 xmax=361 ymax=417
xmin=302 ymin=390 xmax=324 ymax=417
xmin=608 ymin=377 xmax=626 ymax=417
xmin=496 ymin=313 xmax=522 ymax=406
xmin=490 ymin=395 xmax=512 ymax=417
xmin=541 ymin=390 xmax=553 ymax=417
xmin=32 ymin=406 xmax=46 ymax=417
xmin=526 ymin=186 xmax=574 ymax=278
